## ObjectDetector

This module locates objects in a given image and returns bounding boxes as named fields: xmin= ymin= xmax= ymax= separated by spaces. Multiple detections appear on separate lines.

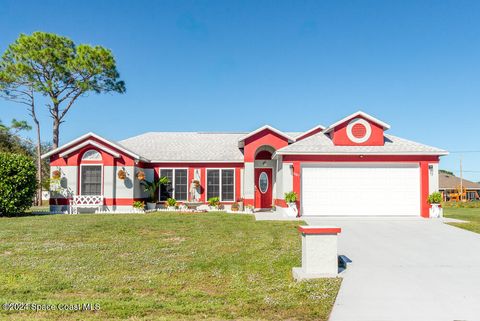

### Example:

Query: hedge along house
xmin=42 ymin=111 xmax=448 ymax=217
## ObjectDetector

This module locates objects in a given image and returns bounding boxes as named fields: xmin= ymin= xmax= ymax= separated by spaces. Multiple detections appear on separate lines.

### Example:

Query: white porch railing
xmin=69 ymin=195 xmax=104 ymax=214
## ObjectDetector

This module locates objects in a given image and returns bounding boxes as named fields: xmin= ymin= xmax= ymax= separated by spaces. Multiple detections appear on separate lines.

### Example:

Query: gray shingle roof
xmin=119 ymin=132 xmax=246 ymax=162
xmin=117 ymin=130 xmax=447 ymax=162
xmin=118 ymin=131 xmax=304 ymax=162
xmin=276 ymin=133 xmax=448 ymax=155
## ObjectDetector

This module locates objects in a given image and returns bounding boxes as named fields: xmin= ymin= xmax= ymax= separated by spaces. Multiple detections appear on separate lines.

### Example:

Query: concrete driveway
xmin=303 ymin=217 xmax=480 ymax=321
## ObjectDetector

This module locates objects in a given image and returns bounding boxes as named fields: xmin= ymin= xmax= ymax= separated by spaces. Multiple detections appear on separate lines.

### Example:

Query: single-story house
xmin=439 ymin=173 xmax=480 ymax=201
xmin=42 ymin=111 xmax=448 ymax=217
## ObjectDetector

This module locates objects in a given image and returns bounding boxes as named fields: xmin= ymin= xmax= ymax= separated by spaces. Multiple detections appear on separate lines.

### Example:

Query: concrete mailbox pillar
xmin=292 ymin=226 xmax=342 ymax=280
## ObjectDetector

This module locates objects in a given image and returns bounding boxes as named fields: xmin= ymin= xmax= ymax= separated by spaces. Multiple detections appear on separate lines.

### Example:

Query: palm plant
xmin=141 ymin=176 xmax=169 ymax=203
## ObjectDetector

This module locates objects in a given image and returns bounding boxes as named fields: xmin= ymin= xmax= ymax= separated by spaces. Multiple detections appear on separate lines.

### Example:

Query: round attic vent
xmin=346 ymin=118 xmax=372 ymax=143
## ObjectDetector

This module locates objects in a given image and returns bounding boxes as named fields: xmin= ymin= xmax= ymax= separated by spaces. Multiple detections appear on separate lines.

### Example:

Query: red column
xmin=188 ymin=167 xmax=195 ymax=201
xmin=200 ymin=168 xmax=206 ymax=202
xmin=292 ymin=161 xmax=301 ymax=217
xmin=420 ymin=161 xmax=430 ymax=218
xmin=235 ymin=167 xmax=241 ymax=202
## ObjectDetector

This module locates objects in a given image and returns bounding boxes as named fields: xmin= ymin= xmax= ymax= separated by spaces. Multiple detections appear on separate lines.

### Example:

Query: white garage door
xmin=301 ymin=163 xmax=420 ymax=216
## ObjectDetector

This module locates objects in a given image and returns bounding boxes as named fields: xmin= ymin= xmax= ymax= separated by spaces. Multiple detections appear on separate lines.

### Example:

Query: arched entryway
xmin=254 ymin=145 xmax=276 ymax=209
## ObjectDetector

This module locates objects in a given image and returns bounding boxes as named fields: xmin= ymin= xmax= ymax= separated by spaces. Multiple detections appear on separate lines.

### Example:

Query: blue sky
xmin=1 ymin=0 xmax=479 ymax=180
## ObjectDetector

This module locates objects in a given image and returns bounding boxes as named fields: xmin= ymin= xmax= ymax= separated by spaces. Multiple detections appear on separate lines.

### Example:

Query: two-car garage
xmin=301 ymin=163 xmax=421 ymax=216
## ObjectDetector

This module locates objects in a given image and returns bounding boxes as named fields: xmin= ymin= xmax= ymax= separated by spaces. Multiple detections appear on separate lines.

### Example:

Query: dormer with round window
xmin=324 ymin=111 xmax=390 ymax=146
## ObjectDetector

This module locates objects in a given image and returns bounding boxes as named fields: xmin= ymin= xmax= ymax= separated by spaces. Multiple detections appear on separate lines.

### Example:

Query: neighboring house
xmin=439 ymin=173 xmax=480 ymax=201
xmin=41 ymin=111 xmax=448 ymax=217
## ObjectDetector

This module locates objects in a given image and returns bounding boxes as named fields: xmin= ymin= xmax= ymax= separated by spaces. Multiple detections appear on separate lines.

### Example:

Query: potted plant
xmin=428 ymin=192 xmax=443 ymax=218
xmin=117 ymin=169 xmax=126 ymax=180
xmin=284 ymin=191 xmax=298 ymax=217
xmin=136 ymin=171 xmax=145 ymax=181
xmin=166 ymin=198 xmax=177 ymax=211
xmin=231 ymin=202 xmax=239 ymax=212
xmin=52 ymin=169 xmax=61 ymax=180
xmin=245 ymin=204 xmax=254 ymax=213
xmin=141 ymin=176 xmax=169 ymax=210
xmin=208 ymin=197 xmax=220 ymax=210
xmin=132 ymin=201 xmax=145 ymax=213
xmin=237 ymin=198 xmax=244 ymax=211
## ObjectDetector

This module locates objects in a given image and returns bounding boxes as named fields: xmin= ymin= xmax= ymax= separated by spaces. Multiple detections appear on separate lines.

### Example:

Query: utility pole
xmin=460 ymin=156 xmax=463 ymax=202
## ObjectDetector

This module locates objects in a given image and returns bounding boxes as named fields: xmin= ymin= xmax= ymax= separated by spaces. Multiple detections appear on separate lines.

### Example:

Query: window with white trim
xmin=81 ymin=165 xmax=102 ymax=195
xmin=206 ymin=169 xmax=235 ymax=201
xmin=159 ymin=169 xmax=188 ymax=201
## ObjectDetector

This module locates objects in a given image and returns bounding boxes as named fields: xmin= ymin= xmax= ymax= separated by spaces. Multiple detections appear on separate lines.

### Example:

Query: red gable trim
xmin=50 ymin=137 xmax=136 ymax=167
xmin=41 ymin=132 xmax=144 ymax=161
xmin=243 ymin=129 xmax=290 ymax=162
xmin=59 ymin=140 xmax=121 ymax=158
xmin=296 ymin=125 xmax=326 ymax=141
xmin=238 ymin=125 xmax=295 ymax=145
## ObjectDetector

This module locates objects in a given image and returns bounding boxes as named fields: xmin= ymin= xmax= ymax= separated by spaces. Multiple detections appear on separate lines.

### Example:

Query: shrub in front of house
xmin=133 ymin=201 xmax=145 ymax=209
xmin=442 ymin=200 xmax=480 ymax=208
xmin=166 ymin=198 xmax=177 ymax=207
xmin=231 ymin=202 xmax=239 ymax=211
xmin=0 ymin=152 xmax=37 ymax=215
xmin=208 ymin=197 xmax=220 ymax=207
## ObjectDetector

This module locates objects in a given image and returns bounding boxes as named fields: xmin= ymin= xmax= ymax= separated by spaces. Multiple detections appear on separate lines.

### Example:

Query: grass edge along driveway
xmin=0 ymin=212 xmax=341 ymax=321
xmin=444 ymin=207 xmax=480 ymax=234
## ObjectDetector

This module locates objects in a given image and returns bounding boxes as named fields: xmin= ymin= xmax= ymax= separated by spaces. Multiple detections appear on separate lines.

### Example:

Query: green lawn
xmin=444 ymin=207 xmax=480 ymax=234
xmin=0 ymin=212 xmax=340 ymax=321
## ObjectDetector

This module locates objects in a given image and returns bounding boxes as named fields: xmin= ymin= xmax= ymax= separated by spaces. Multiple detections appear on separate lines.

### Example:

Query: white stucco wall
xmin=282 ymin=162 xmax=293 ymax=196
xmin=244 ymin=162 xmax=255 ymax=199
xmin=50 ymin=205 xmax=138 ymax=214
xmin=240 ymin=168 xmax=244 ymax=199
xmin=134 ymin=167 xmax=154 ymax=199
xmin=254 ymin=160 xmax=275 ymax=168
xmin=300 ymin=232 xmax=339 ymax=277
xmin=276 ymin=158 xmax=284 ymax=199
xmin=429 ymin=163 xmax=439 ymax=194
xmin=50 ymin=166 xmax=77 ymax=198
xmin=104 ymin=166 xmax=135 ymax=199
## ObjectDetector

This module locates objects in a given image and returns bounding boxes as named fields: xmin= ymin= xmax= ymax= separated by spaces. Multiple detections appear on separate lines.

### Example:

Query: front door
xmin=254 ymin=168 xmax=272 ymax=209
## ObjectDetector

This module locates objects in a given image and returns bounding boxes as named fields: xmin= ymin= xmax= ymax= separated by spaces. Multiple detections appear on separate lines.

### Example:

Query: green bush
xmin=427 ymin=192 xmax=442 ymax=204
xmin=132 ymin=201 xmax=144 ymax=209
xmin=166 ymin=198 xmax=177 ymax=207
xmin=0 ymin=152 xmax=37 ymax=215
xmin=208 ymin=197 xmax=220 ymax=207
xmin=284 ymin=191 xmax=298 ymax=203
xmin=442 ymin=201 xmax=480 ymax=208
